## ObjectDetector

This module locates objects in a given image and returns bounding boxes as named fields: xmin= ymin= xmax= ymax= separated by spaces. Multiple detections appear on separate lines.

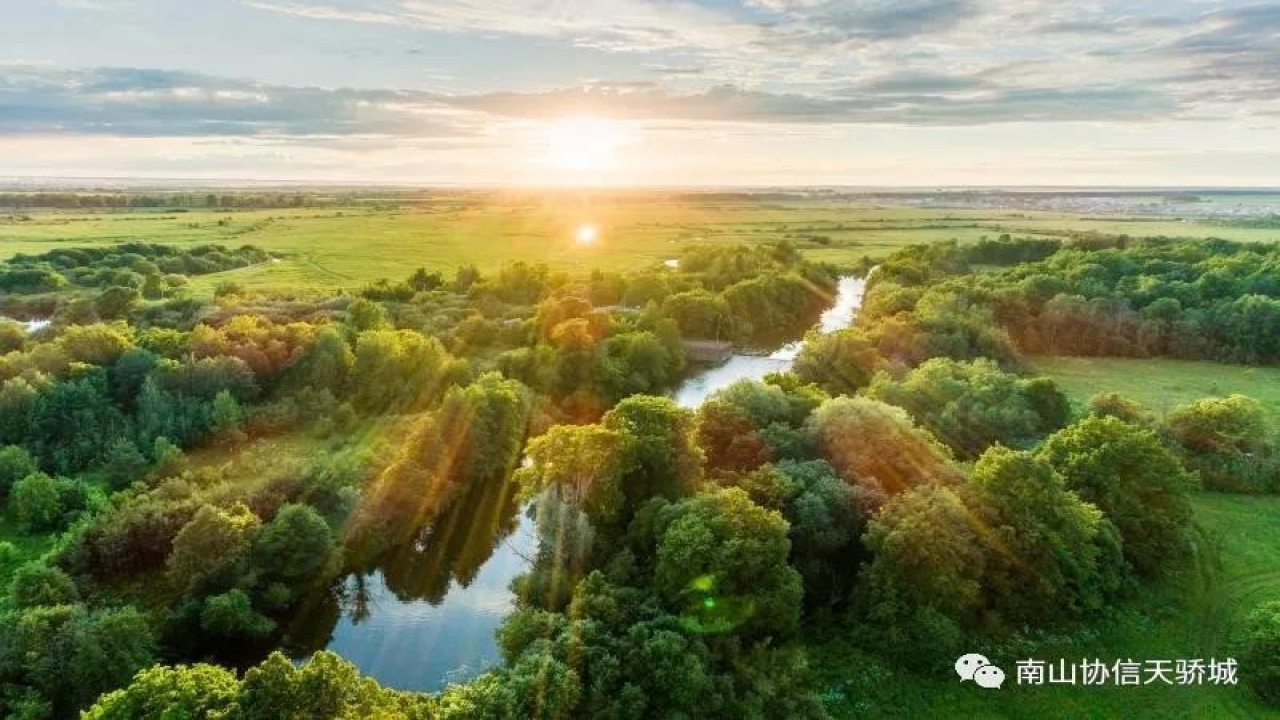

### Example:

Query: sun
xmin=542 ymin=115 xmax=628 ymax=174
xmin=575 ymin=224 xmax=599 ymax=245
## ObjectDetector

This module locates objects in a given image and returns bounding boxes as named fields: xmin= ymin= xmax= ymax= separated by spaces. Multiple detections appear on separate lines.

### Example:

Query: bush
xmin=1244 ymin=600 xmax=1280 ymax=704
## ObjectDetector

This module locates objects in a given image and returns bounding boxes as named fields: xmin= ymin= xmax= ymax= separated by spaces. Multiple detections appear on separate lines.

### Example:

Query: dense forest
xmin=0 ymin=232 xmax=1277 ymax=718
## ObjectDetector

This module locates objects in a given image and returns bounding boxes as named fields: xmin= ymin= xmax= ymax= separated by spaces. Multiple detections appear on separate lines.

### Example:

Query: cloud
xmin=239 ymin=0 xmax=760 ymax=54
xmin=1034 ymin=20 xmax=1121 ymax=36
xmin=0 ymin=65 xmax=482 ymax=138
xmin=447 ymin=80 xmax=1178 ymax=125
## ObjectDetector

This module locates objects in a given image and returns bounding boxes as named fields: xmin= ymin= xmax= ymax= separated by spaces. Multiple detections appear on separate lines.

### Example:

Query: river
xmin=288 ymin=273 xmax=867 ymax=691
xmin=672 ymin=274 xmax=867 ymax=407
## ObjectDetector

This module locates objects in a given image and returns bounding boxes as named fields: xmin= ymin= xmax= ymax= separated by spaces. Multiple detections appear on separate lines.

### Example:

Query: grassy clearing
xmin=814 ymin=492 xmax=1280 ymax=718
xmin=1029 ymin=356 xmax=1280 ymax=426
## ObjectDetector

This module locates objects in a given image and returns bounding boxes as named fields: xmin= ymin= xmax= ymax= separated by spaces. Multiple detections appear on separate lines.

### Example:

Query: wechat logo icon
xmin=956 ymin=653 xmax=1005 ymax=689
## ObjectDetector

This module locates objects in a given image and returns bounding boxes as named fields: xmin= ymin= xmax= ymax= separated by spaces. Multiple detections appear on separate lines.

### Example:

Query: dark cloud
xmin=855 ymin=71 xmax=993 ymax=94
xmin=1034 ymin=20 xmax=1120 ymax=36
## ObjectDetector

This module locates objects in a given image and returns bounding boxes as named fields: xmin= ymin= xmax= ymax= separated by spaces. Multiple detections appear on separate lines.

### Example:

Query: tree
xmin=597 ymin=331 xmax=684 ymax=403
xmin=167 ymin=502 xmax=260 ymax=594
xmin=359 ymin=373 xmax=530 ymax=542
xmin=3 ymin=604 xmax=157 ymax=715
xmin=652 ymin=488 xmax=802 ymax=639
xmin=1243 ymin=600 xmax=1280 ymax=705
xmin=516 ymin=424 xmax=630 ymax=527
xmin=82 ymin=663 xmax=241 ymax=720
xmin=807 ymin=396 xmax=960 ymax=513
xmin=601 ymin=395 xmax=703 ymax=513
xmin=236 ymin=651 xmax=424 ymax=719
xmin=59 ymin=323 xmax=134 ymax=366
xmin=10 ymin=562 xmax=79 ymax=608
xmin=1088 ymin=391 xmax=1152 ymax=424
xmin=108 ymin=347 xmax=160 ymax=406
xmin=200 ymin=588 xmax=276 ymax=639
xmin=12 ymin=472 xmax=90 ymax=533
xmin=792 ymin=328 xmax=882 ymax=395
xmin=1161 ymin=394 xmax=1279 ymax=492
xmin=661 ymin=290 xmax=733 ymax=338
xmin=210 ymin=390 xmax=246 ymax=444
xmin=95 ymin=286 xmax=142 ymax=319
xmin=861 ymin=484 xmax=985 ymax=665
xmin=101 ymin=438 xmax=149 ymax=490
xmin=696 ymin=399 xmax=772 ymax=472
xmin=282 ymin=326 xmax=353 ymax=392
xmin=345 ymin=297 xmax=391 ymax=332
xmin=1038 ymin=416 xmax=1196 ymax=576
xmin=252 ymin=503 xmax=335 ymax=589
xmin=968 ymin=447 xmax=1122 ymax=623
xmin=408 ymin=267 xmax=443 ymax=292
xmin=0 ymin=319 xmax=26 ymax=354
xmin=151 ymin=436 xmax=187 ymax=477
xmin=773 ymin=459 xmax=861 ymax=604
xmin=866 ymin=358 xmax=1066 ymax=459
xmin=0 ymin=445 xmax=38 ymax=498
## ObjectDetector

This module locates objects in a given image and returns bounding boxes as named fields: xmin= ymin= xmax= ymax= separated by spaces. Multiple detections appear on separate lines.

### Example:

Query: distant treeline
xmin=1 ymin=192 xmax=316 ymax=210
xmin=0 ymin=243 xmax=271 ymax=295
xmin=856 ymin=234 xmax=1280 ymax=365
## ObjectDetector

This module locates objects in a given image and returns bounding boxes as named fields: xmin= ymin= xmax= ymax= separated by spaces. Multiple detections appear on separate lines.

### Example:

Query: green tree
xmin=83 ymin=663 xmax=241 ymax=720
xmin=1039 ymin=416 xmax=1196 ymax=576
xmin=101 ymin=437 xmax=149 ymax=490
xmin=12 ymin=472 xmax=89 ymax=533
xmin=968 ymin=447 xmax=1122 ymax=623
xmin=601 ymin=395 xmax=703 ymax=513
xmin=10 ymin=562 xmax=79 ymax=609
xmin=808 ymin=396 xmax=960 ymax=512
xmin=252 ymin=503 xmax=335 ymax=589
xmin=200 ymin=588 xmax=276 ymax=639
xmin=95 ymin=286 xmax=142 ymax=319
xmin=866 ymin=358 xmax=1064 ymax=459
xmin=345 ymin=297 xmax=391 ymax=332
xmin=0 ymin=445 xmax=38 ymax=498
xmin=167 ymin=502 xmax=260 ymax=594
xmin=1161 ymin=394 xmax=1279 ymax=492
xmin=1243 ymin=600 xmax=1280 ymax=705
xmin=792 ymin=328 xmax=882 ymax=395
xmin=661 ymin=289 xmax=733 ymax=338
xmin=59 ymin=323 xmax=134 ymax=366
xmin=861 ymin=484 xmax=985 ymax=665
xmin=652 ymin=488 xmax=802 ymax=639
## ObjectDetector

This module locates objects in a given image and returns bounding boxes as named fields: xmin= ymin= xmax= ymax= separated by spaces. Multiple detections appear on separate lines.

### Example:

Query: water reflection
xmin=285 ymin=474 xmax=536 ymax=691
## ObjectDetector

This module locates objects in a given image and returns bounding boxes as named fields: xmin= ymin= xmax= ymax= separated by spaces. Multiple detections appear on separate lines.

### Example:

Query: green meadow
xmin=4 ymin=195 xmax=1276 ymax=295
xmin=1030 ymin=356 xmax=1280 ymax=426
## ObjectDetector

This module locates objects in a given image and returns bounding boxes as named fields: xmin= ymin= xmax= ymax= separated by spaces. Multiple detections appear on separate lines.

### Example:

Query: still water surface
xmin=291 ymin=274 xmax=867 ymax=691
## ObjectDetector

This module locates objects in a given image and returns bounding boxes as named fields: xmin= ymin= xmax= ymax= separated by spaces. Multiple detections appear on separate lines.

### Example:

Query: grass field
xmin=1030 ymin=356 xmax=1280 ymax=426
xmin=3 ymin=195 xmax=1277 ymax=295
xmin=815 ymin=492 xmax=1280 ymax=718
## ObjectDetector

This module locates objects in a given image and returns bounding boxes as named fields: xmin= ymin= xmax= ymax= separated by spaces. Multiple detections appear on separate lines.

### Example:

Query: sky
xmin=2 ymin=0 xmax=1280 ymax=186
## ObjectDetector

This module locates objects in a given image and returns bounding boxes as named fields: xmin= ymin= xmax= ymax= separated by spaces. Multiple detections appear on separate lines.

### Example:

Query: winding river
xmin=288 ymin=274 xmax=867 ymax=691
